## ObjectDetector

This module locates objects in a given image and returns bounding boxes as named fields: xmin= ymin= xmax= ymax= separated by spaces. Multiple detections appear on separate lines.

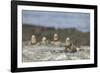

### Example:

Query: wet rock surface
xmin=22 ymin=41 xmax=90 ymax=62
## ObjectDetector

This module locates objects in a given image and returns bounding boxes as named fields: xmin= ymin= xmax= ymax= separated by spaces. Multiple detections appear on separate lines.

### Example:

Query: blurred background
xmin=22 ymin=10 xmax=90 ymax=46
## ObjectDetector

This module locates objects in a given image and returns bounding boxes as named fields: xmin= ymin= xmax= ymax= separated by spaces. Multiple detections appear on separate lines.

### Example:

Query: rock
xmin=22 ymin=41 xmax=90 ymax=62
